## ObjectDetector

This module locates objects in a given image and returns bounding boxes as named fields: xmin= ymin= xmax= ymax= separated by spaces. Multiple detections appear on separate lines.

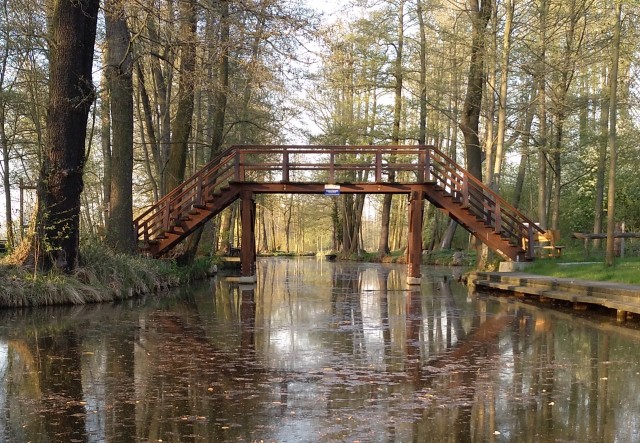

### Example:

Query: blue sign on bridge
xmin=324 ymin=184 xmax=340 ymax=196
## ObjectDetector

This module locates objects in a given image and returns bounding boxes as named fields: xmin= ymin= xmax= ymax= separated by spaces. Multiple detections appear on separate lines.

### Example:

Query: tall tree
xmin=0 ymin=19 xmax=14 ymax=249
xmin=27 ymin=0 xmax=99 ymax=271
xmin=210 ymin=0 xmax=230 ymax=155
xmin=104 ymin=0 xmax=135 ymax=253
xmin=164 ymin=0 xmax=198 ymax=193
xmin=536 ymin=0 xmax=549 ymax=229
xmin=490 ymin=0 xmax=514 ymax=192
xmin=605 ymin=2 xmax=621 ymax=267
xmin=378 ymin=0 xmax=404 ymax=257
xmin=459 ymin=0 xmax=492 ymax=267
xmin=416 ymin=0 xmax=427 ymax=146
xmin=460 ymin=0 xmax=492 ymax=181
xmin=593 ymin=67 xmax=609 ymax=249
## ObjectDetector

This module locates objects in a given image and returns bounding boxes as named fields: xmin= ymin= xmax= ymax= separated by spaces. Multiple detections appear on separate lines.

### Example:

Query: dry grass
xmin=0 ymin=244 xmax=214 ymax=308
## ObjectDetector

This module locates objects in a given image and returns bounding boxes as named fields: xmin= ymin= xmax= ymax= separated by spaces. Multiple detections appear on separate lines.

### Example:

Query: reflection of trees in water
xmin=135 ymin=309 xmax=267 ymax=442
xmin=37 ymin=330 xmax=87 ymax=442
xmin=1 ymin=261 xmax=639 ymax=442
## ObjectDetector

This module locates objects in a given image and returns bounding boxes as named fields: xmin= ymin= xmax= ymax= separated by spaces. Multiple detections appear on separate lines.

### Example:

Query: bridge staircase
xmin=134 ymin=145 xmax=545 ymax=262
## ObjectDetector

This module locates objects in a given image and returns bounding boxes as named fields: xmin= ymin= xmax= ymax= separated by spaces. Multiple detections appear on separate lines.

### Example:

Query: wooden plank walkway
xmin=469 ymin=271 xmax=640 ymax=320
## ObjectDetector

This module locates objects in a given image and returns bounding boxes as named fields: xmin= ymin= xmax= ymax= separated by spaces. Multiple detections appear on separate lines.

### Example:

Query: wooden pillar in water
xmin=240 ymin=190 xmax=257 ymax=282
xmin=407 ymin=190 xmax=424 ymax=285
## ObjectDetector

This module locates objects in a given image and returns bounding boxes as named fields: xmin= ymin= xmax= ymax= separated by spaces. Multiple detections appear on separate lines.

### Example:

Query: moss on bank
xmin=0 ymin=244 xmax=217 ymax=308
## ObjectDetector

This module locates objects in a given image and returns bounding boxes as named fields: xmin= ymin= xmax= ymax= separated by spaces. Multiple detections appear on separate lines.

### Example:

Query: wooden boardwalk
xmin=470 ymin=271 xmax=640 ymax=320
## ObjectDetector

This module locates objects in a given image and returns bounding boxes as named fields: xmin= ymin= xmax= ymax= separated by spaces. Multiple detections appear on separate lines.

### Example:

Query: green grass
xmin=525 ymin=253 xmax=640 ymax=286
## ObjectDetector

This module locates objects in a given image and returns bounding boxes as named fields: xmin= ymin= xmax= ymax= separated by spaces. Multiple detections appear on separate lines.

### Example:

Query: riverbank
xmin=0 ymin=245 xmax=216 ymax=308
xmin=469 ymin=270 xmax=640 ymax=321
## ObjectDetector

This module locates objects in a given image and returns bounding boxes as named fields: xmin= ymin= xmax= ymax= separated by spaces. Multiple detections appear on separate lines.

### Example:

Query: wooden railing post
xmin=163 ymin=204 xmax=170 ymax=231
xmin=195 ymin=175 xmax=203 ymax=205
xmin=462 ymin=175 xmax=470 ymax=208
xmin=416 ymin=150 xmax=425 ymax=182
xmin=329 ymin=149 xmax=335 ymax=183
xmin=527 ymin=224 xmax=535 ymax=259
xmin=234 ymin=149 xmax=241 ymax=181
xmin=425 ymin=148 xmax=431 ymax=182
xmin=494 ymin=201 xmax=502 ymax=234
xmin=282 ymin=147 xmax=290 ymax=182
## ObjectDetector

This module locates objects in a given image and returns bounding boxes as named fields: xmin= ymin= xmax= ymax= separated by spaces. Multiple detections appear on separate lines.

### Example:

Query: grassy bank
xmin=525 ymin=254 xmax=640 ymax=286
xmin=0 ymin=244 xmax=217 ymax=308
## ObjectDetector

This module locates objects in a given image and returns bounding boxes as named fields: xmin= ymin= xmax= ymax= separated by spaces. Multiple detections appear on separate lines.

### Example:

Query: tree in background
xmin=104 ymin=0 xmax=135 ymax=254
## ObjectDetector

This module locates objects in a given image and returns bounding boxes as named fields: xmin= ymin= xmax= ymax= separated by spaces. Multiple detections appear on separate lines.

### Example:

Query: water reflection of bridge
xmin=134 ymin=145 xmax=545 ymax=283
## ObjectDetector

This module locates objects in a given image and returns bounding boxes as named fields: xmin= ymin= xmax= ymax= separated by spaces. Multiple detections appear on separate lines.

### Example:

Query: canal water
xmin=1 ymin=258 xmax=640 ymax=442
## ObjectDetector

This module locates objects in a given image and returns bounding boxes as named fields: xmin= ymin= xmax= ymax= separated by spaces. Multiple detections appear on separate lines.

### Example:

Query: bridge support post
xmin=240 ymin=190 xmax=257 ymax=283
xmin=407 ymin=190 xmax=424 ymax=285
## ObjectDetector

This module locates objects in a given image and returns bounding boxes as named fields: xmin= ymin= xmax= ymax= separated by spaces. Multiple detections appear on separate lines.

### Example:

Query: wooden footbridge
xmin=133 ymin=145 xmax=545 ymax=283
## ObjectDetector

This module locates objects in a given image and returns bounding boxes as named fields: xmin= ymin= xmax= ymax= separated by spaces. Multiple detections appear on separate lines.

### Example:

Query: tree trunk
xmin=164 ymin=0 xmax=197 ymax=193
xmin=285 ymin=195 xmax=294 ymax=252
xmin=491 ymin=0 xmax=514 ymax=192
xmin=0 ymin=42 xmax=15 ymax=248
xmin=210 ymin=1 xmax=230 ymax=155
xmin=182 ymin=1 xmax=230 ymax=262
xmin=1 ymin=112 xmax=14 ymax=249
xmin=135 ymin=63 xmax=160 ymax=202
xmin=146 ymin=14 xmax=173 ymax=197
xmin=332 ymin=198 xmax=341 ymax=252
xmin=536 ymin=0 xmax=548 ymax=229
xmin=459 ymin=0 xmax=492 ymax=268
xmin=104 ymin=0 xmax=135 ymax=254
xmin=29 ymin=0 xmax=99 ymax=271
xmin=440 ymin=219 xmax=457 ymax=250
xmin=483 ymin=4 xmax=496 ymax=186
xmin=593 ymin=67 xmax=609 ymax=249
xmin=550 ymin=1 xmax=583 ymax=231
xmin=460 ymin=0 xmax=492 ymax=181
xmin=605 ymin=3 xmax=621 ymax=267
xmin=99 ymin=58 xmax=111 ymax=234
xmin=0 ymin=8 xmax=13 ymax=249
xmin=512 ymin=84 xmax=536 ymax=209
xmin=378 ymin=0 xmax=404 ymax=257
xmin=416 ymin=0 xmax=427 ymax=146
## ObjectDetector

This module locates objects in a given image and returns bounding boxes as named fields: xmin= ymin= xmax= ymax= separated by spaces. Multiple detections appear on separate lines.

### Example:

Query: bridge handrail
xmin=426 ymin=146 xmax=544 ymax=258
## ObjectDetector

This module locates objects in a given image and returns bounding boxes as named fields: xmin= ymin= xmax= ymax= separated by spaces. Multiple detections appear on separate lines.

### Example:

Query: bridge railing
xmin=426 ymin=148 xmax=543 ymax=259
xmin=134 ymin=148 xmax=237 ymax=243
xmin=134 ymin=144 xmax=542 ymax=259
xmin=231 ymin=145 xmax=430 ymax=183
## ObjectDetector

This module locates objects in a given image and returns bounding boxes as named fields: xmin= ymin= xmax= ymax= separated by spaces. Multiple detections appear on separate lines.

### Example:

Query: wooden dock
xmin=469 ymin=271 xmax=640 ymax=321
